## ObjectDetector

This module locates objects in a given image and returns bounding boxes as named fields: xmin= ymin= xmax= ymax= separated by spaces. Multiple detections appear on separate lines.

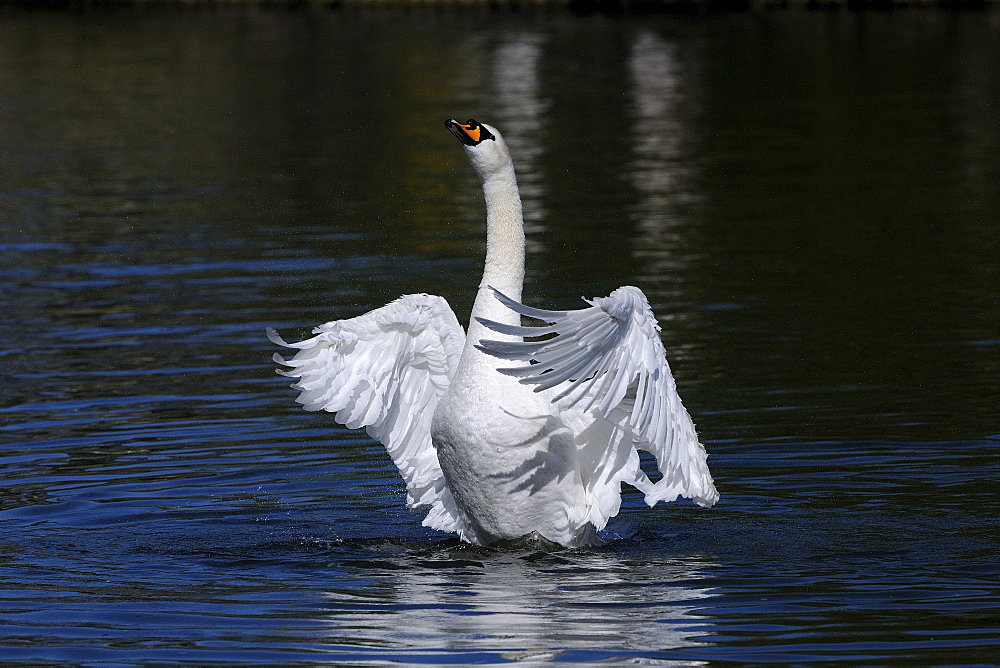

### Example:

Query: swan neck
xmin=480 ymin=169 xmax=525 ymax=300
xmin=460 ymin=146 xmax=526 ymax=353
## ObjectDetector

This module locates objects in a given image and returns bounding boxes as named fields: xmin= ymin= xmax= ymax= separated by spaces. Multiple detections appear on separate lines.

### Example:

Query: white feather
xmin=476 ymin=285 xmax=719 ymax=517
xmin=270 ymin=119 xmax=717 ymax=547
xmin=269 ymin=293 xmax=473 ymax=538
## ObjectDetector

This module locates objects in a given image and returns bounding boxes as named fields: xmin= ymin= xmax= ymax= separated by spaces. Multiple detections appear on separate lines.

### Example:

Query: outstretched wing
xmin=268 ymin=293 xmax=468 ymax=533
xmin=476 ymin=286 xmax=718 ymax=521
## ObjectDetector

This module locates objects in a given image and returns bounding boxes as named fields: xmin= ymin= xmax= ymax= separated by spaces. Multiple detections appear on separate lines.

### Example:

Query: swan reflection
xmin=319 ymin=548 xmax=715 ymax=657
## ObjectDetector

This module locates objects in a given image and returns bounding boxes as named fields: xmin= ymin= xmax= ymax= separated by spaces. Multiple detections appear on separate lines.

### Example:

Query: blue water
xmin=1 ymin=6 xmax=998 ymax=663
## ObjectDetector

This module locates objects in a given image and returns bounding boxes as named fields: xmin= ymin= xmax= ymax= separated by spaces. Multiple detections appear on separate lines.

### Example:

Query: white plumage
xmin=270 ymin=119 xmax=718 ymax=547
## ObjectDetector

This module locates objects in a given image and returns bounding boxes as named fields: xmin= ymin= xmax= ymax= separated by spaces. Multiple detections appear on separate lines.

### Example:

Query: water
xmin=1 ymin=5 xmax=998 ymax=663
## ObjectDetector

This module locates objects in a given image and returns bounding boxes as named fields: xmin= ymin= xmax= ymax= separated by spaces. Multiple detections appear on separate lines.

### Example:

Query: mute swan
xmin=268 ymin=119 xmax=718 ymax=547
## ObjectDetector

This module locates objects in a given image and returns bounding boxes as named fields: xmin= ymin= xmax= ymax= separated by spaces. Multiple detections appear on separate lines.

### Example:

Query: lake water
xmin=1 ymin=5 xmax=998 ymax=663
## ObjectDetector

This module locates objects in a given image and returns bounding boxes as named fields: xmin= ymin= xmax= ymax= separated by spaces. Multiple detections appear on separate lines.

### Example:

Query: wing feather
xmin=476 ymin=286 xmax=719 ymax=525
xmin=269 ymin=293 xmax=473 ymax=537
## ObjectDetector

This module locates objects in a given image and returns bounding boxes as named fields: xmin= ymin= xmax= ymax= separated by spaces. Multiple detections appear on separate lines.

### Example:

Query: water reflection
xmin=629 ymin=31 xmax=686 ymax=213
xmin=320 ymin=548 xmax=715 ymax=658
xmin=627 ymin=30 xmax=700 ymax=298
xmin=492 ymin=33 xmax=549 ymax=246
xmin=2 ymin=8 xmax=999 ymax=665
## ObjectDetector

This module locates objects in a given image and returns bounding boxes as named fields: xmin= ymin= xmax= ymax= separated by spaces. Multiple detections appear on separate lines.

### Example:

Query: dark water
xmin=2 ymin=6 xmax=999 ymax=663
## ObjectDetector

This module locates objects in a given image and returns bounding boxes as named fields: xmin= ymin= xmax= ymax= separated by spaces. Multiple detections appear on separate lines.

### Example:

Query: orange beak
xmin=445 ymin=118 xmax=494 ymax=146
xmin=460 ymin=123 xmax=482 ymax=143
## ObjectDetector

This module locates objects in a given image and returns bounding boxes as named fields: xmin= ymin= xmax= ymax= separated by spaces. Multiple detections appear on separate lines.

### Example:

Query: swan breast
xmin=431 ymin=371 xmax=590 ymax=545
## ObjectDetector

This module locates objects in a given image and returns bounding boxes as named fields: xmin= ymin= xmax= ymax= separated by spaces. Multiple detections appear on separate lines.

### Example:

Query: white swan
xmin=268 ymin=119 xmax=718 ymax=547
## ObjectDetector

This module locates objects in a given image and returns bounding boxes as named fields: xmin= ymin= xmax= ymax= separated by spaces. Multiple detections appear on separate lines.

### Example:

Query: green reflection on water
xmin=0 ymin=7 xmax=996 ymax=447
xmin=0 ymin=7 xmax=998 ymax=664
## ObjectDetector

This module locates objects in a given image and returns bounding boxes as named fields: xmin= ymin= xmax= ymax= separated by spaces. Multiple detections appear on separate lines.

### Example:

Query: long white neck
xmin=480 ymin=173 xmax=525 ymax=298
xmin=467 ymin=157 xmax=525 ymax=346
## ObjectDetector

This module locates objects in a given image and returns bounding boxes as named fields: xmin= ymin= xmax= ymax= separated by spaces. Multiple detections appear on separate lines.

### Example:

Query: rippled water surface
xmin=2 ymin=6 xmax=998 ymax=663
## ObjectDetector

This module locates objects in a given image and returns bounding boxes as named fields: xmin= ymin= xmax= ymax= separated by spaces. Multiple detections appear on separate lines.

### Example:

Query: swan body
xmin=269 ymin=119 xmax=718 ymax=547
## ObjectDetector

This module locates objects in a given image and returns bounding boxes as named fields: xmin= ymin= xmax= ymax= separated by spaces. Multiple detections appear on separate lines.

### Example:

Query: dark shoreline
xmin=1 ymin=0 xmax=996 ymax=10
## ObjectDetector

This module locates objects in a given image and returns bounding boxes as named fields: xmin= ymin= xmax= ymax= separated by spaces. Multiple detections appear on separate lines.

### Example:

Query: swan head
xmin=445 ymin=118 xmax=512 ymax=182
